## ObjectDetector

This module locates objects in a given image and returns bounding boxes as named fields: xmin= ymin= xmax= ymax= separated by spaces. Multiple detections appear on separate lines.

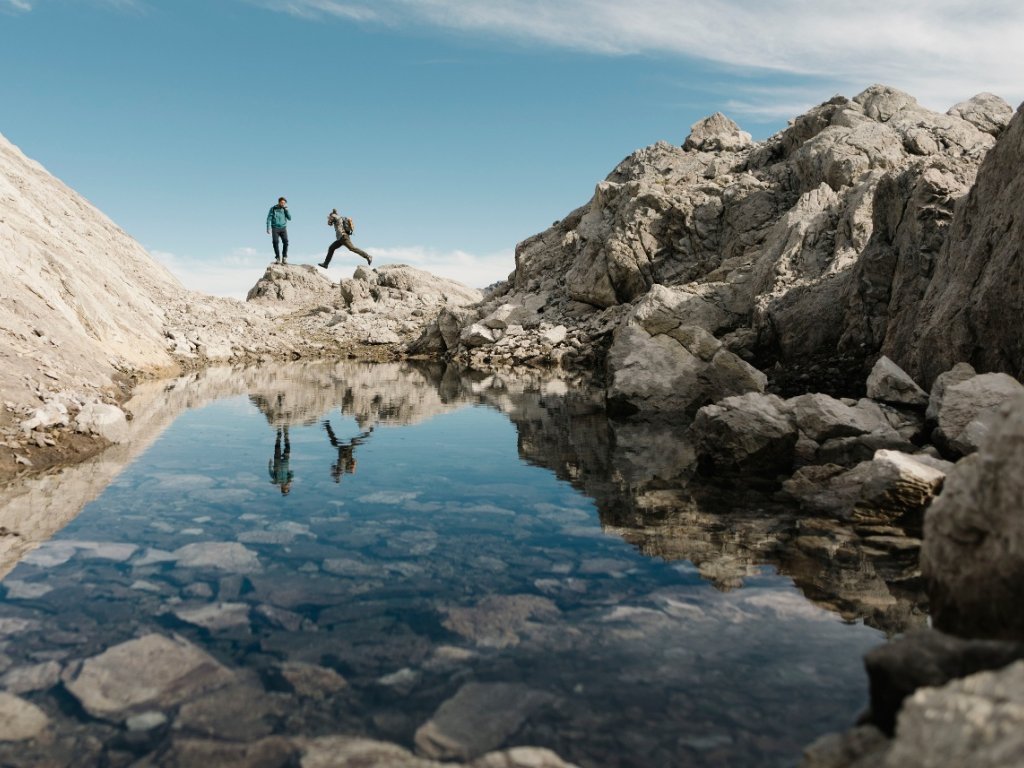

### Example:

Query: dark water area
xmin=0 ymin=361 xmax=927 ymax=767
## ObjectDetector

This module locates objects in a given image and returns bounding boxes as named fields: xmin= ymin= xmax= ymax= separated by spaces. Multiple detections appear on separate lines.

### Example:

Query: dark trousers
xmin=271 ymin=227 xmax=289 ymax=261
xmin=323 ymin=235 xmax=371 ymax=266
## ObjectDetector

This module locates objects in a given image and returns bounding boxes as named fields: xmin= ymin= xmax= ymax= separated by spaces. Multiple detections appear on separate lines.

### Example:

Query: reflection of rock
xmin=62 ymin=633 xmax=234 ymax=720
xmin=441 ymin=595 xmax=561 ymax=649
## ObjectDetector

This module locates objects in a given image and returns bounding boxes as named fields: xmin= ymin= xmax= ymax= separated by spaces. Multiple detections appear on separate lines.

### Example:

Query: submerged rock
xmin=0 ymin=691 xmax=49 ymax=741
xmin=414 ymin=682 xmax=557 ymax=761
xmin=61 ymin=633 xmax=234 ymax=719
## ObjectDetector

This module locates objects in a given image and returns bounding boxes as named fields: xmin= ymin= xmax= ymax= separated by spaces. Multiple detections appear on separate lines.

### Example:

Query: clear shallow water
xmin=0 ymin=362 xmax=897 ymax=767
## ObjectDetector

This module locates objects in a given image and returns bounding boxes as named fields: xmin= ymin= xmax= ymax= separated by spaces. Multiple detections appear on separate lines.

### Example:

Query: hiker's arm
xmin=266 ymin=208 xmax=272 ymax=232
xmin=285 ymin=208 xmax=292 ymax=222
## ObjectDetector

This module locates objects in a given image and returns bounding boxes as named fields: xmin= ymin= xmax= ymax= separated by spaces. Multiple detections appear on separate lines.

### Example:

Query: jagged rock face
xmin=883 ymin=102 xmax=1024 ymax=385
xmin=450 ymin=85 xmax=1018 ymax=401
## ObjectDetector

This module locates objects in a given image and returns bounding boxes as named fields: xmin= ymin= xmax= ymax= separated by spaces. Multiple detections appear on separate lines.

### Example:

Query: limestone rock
xmin=61 ymin=633 xmax=234 ymax=719
xmin=172 ymin=542 xmax=261 ymax=573
xmin=607 ymin=304 xmax=765 ymax=413
xmin=784 ymin=450 xmax=946 ymax=529
xmin=0 ymin=691 xmax=49 ymax=742
xmin=73 ymin=402 xmax=129 ymax=444
xmin=800 ymin=725 xmax=890 ymax=768
xmin=926 ymin=362 xmax=976 ymax=422
xmin=472 ymin=747 xmax=578 ymax=768
xmin=947 ymin=93 xmax=1014 ymax=137
xmin=923 ymin=395 xmax=1024 ymax=640
xmin=246 ymin=264 xmax=337 ymax=307
xmin=691 ymin=393 xmax=797 ymax=473
xmin=866 ymin=357 xmax=927 ymax=407
xmin=885 ymin=660 xmax=1024 ymax=768
xmin=933 ymin=372 xmax=1024 ymax=456
xmin=683 ymin=112 xmax=753 ymax=153
xmin=0 ymin=660 xmax=61 ymax=694
xmin=790 ymin=393 xmax=879 ymax=442
xmin=414 ymin=682 xmax=556 ymax=761
xmin=172 ymin=602 xmax=251 ymax=631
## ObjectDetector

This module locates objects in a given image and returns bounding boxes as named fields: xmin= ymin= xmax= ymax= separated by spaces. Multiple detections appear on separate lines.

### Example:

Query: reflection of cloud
xmin=261 ymin=0 xmax=1024 ymax=111
xmin=2 ymin=0 xmax=32 ymax=12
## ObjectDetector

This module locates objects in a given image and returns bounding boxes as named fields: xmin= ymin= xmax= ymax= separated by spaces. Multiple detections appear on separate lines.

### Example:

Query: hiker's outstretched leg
xmin=320 ymin=239 xmax=344 ymax=268
xmin=343 ymin=236 xmax=373 ymax=265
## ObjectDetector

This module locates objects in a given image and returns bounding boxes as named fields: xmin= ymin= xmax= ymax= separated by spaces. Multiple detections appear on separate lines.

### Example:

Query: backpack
xmin=343 ymin=217 xmax=354 ymax=235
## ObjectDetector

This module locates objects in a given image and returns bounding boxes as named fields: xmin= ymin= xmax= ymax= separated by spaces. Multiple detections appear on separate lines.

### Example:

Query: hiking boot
xmin=274 ymin=258 xmax=281 ymax=264
xmin=318 ymin=261 xmax=329 ymax=269
xmin=365 ymin=254 xmax=373 ymax=265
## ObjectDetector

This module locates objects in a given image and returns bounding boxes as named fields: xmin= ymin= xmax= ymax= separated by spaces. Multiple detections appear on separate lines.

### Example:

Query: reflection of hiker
xmin=268 ymin=426 xmax=294 ymax=495
xmin=318 ymin=209 xmax=372 ymax=269
xmin=266 ymin=197 xmax=292 ymax=264
xmin=323 ymin=420 xmax=372 ymax=483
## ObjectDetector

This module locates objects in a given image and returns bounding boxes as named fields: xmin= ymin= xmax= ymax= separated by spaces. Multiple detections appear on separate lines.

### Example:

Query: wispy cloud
xmin=256 ymin=0 xmax=1024 ymax=112
xmin=153 ymin=244 xmax=512 ymax=299
xmin=1 ymin=0 xmax=33 ymax=13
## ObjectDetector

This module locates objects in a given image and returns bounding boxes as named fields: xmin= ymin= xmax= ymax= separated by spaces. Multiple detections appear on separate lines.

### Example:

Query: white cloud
xmin=2 ymin=0 xmax=33 ymax=12
xmin=261 ymin=0 xmax=1024 ymax=113
xmin=151 ymin=244 xmax=512 ymax=300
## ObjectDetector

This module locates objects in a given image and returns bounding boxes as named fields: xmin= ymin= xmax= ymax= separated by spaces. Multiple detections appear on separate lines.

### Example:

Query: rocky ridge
xmin=438 ymin=85 xmax=1020 ymax=408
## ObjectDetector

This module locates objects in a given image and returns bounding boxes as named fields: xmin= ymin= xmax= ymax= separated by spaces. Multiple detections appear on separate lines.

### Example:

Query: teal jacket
xmin=266 ymin=205 xmax=291 ymax=230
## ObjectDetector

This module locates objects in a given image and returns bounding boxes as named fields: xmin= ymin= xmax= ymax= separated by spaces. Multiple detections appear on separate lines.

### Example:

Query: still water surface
xmin=0 ymin=362 xmax=895 ymax=767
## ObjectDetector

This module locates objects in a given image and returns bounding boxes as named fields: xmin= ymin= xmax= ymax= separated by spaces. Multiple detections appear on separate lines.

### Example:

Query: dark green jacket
xmin=266 ymin=205 xmax=291 ymax=230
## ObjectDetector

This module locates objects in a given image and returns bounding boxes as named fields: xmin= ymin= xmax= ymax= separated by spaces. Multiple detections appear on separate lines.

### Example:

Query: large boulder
xmin=683 ymin=112 xmax=753 ymax=153
xmin=691 ymin=393 xmax=797 ymax=473
xmin=925 ymin=362 xmax=977 ymax=422
xmin=866 ymin=356 xmax=928 ymax=408
xmin=922 ymin=395 xmax=1024 ymax=640
xmin=783 ymin=450 xmax=948 ymax=529
xmin=933 ymin=372 xmax=1024 ymax=456
xmin=246 ymin=263 xmax=337 ymax=307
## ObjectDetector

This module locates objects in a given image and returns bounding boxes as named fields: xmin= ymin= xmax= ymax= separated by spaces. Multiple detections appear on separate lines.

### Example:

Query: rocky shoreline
xmin=2 ymin=82 xmax=1024 ymax=764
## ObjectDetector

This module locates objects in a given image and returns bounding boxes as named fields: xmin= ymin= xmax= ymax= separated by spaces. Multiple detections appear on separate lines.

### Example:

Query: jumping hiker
xmin=266 ymin=197 xmax=291 ymax=264
xmin=319 ymin=209 xmax=372 ymax=269
xmin=323 ymin=420 xmax=372 ymax=483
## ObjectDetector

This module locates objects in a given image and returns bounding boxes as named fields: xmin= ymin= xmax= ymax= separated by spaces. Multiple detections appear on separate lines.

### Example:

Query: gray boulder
xmin=790 ymin=393 xmax=880 ymax=442
xmin=866 ymin=356 xmax=928 ymax=407
xmin=62 ymin=633 xmax=234 ymax=719
xmin=683 ymin=112 xmax=753 ymax=153
xmin=692 ymin=393 xmax=797 ymax=473
xmin=933 ymin=372 xmax=1024 ymax=456
xmin=926 ymin=362 xmax=976 ymax=422
xmin=923 ymin=395 xmax=1024 ymax=640
xmin=0 ymin=692 xmax=49 ymax=741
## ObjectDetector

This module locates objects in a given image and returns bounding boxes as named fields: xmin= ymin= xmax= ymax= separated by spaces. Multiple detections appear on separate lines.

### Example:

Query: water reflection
xmin=0 ymin=361 xmax=923 ymax=767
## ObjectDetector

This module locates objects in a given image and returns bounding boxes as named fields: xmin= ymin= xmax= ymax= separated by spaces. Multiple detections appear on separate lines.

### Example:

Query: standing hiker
xmin=266 ymin=197 xmax=291 ymax=264
xmin=319 ymin=208 xmax=372 ymax=269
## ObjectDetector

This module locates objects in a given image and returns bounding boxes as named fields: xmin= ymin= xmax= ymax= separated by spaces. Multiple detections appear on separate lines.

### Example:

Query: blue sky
xmin=2 ymin=0 xmax=1022 ymax=297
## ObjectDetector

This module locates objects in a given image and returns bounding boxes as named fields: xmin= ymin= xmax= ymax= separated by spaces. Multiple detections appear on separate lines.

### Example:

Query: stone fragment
xmin=61 ymin=633 xmax=234 ymax=719
xmin=461 ymin=324 xmax=497 ymax=348
xmin=175 ymin=682 xmax=285 ymax=741
xmin=866 ymin=356 xmax=928 ymax=407
xmin=0 ymin=691 xmax=49 ymax=741
xmin=301 ymin=736 xmax=439 ymax=768
xmin=440 ymin=595 xmax=560 ymax=649
xmin=414 ymin=682 xmax=556 ymax=761
xmin=947 ymin=92 xmax=1014 ymax=137
xmin=125 ymin=711 xmax=168 ymax=732
xmin=73 ymin=402 xmax=129 ymax=443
